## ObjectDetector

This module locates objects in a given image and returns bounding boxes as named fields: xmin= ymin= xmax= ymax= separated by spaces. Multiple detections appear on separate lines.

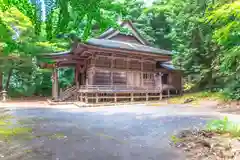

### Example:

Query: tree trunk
xmin=0 ymin=72 xmax=2 ymax=91
xmin=5 ymin=68 xmax=13 ymax=91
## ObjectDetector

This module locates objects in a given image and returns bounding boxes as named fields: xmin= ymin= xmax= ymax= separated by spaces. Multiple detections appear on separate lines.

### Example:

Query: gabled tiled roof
xmin=87 ymin=38 xmax=172 ymax=56
xmin=43 ymin=20 xmax=173 ymax=57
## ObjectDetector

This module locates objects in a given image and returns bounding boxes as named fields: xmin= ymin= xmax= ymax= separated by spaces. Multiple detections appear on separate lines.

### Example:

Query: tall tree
xmin=206 ymin=0 xmax=240 ymax=99
xmin=0 ymin=0 xmax=126 ymax=95
xmin=148 ymin=0 xmax=222 ymax=89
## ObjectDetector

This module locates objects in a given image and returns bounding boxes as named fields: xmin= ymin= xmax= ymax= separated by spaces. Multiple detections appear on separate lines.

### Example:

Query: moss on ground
xmin=0 ymin=114 xmax=33 ymax=141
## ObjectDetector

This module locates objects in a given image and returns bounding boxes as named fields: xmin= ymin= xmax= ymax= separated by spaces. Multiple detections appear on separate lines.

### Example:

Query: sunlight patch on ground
xmin=168 ymin=92 xmax=224 ymax=105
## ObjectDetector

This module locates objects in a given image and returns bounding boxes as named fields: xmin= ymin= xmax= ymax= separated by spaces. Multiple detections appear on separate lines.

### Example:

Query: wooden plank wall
xmin=86 ymin=55 xmax=159 ymax=88
xmin=113 ymin=72 xmax=127 ymax=85
xmin=109 ymin=34 xmax=142 ymax=44
xmin=170 ymin=71 xmax=182 ymax=91
xmin=95 ymin=70 xmax=111 ymax=85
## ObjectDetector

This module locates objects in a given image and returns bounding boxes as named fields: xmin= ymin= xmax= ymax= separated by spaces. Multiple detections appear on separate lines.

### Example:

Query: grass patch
xmin=206 ymin=116 xmax=240 ymax=137
xmin=168 ymin=91 xmax=225 ymax=105
xmin=170 ymin=135 xmax=183 ymax=144
xmin=0 ymin=114 xmax=32 ymax=141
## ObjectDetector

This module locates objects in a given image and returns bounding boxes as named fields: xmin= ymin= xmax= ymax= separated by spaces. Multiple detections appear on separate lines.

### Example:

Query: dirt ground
xmin=173 ymin=130 xmax=240 ymax=160
xmin=0 ymin=98 xmax=240 ymax=114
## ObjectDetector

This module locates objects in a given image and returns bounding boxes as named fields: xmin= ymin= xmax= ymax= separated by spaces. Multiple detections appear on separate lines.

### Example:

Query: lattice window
xmin=143 ymin=73 xmax=153 ymax=80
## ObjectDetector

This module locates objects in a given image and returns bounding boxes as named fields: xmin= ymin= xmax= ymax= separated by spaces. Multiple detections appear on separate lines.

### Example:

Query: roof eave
xmin=82 ymin=42 xmax=172 ymax=57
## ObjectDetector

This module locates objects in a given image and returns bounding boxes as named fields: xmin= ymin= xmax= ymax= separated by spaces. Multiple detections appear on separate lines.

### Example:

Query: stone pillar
xmin=52 ymin=67 xmax=59 ymax=100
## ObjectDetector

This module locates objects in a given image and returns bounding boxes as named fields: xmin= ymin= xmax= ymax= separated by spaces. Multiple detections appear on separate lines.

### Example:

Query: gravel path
xmin=0 ymin=105 xmax=221 ymax=160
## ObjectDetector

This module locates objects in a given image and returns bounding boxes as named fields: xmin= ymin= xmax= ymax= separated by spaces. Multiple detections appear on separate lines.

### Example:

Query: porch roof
xmin=160 ymin=61 xmax=177 ymax=70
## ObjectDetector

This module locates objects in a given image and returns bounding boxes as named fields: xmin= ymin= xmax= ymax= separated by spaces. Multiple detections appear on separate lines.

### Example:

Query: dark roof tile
xmin=87 ymin=38 xmax=172 ymax=55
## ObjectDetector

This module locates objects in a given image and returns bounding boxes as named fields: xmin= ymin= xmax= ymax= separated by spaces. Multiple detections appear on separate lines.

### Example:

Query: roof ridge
xmin=97 ymin=20 xmax=149 ymax=45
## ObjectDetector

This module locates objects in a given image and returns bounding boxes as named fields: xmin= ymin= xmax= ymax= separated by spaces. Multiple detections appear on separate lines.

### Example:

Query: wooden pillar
xmin=88 ymin=68 xmax=94 ymax=85
xmin=146 ymin=91 xmax=148 ymax=101
xmin=111 ymin=55 xmax=114 ymax=86
xmin=168 ymin=72 xmax=172 ymax=85
xmin=92 ymin=53 xmax=96 ymax=67
xmin=96 ymin=92 xmax=99 ymax=103
xmin=141 ymin=59 xmax=144 ymax=87
xmin=114 ymin=93 xmax=117 ymax=103
xmin=52 ymin=67 xmax=59 ymax=100
xmin=75 ymin=64 xmax=80 ymax=88
xmin=80 ymin=92 xmax=83 ymax=102
xmin=131 ymin=92 xmax=134 ymax=102
xmin=160 ymin=73 xmax=163 ymax=100
xmin=83 ymin=59 xmax=87 ymax=85
xmin=159 ymin=92 xmax=162 ymax=100
xmin=85 ymin=92 xmax=88 ymax=103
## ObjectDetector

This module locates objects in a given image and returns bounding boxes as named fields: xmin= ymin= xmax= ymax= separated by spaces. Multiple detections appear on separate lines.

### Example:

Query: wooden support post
xmin=96 ymin=88 xmax=99 ymax=103
xmin=85 ymin=94 xmax=88 ymax=103
xmin=159 ymin=92 xmax=162 ymax=100
xmin=92 ymin=53 xmax=96 ymax=67
xmin=96 ymin=93 xmax=98 ymax=103
xmin=167 ymin=89 xmax=170 ymax=98
xmin=131 ymin=92 xmax=134 ymax=102
xmin=141 ymin=59 xmax=144 ymax=87
xmin=111 ymin=55 xmax=114 ymax=86
xmin=114 ymin=93 xmax=117 ymax=103
xmin=146 ymin=92 xmax=149 ymax=101
xmin=75 ymin=64 xmax=80 ymax=88
xmin=52 ymin=67 xmax=59 ymax=100
xmin=80 ymin=93 xmax=83 ymax=102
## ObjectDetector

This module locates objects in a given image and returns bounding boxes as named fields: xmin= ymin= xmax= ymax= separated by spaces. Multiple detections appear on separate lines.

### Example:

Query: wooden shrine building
xmin=42 ymin=20 xmax=182 ymax=103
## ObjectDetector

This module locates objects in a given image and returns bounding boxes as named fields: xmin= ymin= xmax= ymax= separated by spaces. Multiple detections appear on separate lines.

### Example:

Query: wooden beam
xmin=90 ymin=66 xmax=157 ymax=73
xmin=94 ymin=54 xmax=157 ymax=63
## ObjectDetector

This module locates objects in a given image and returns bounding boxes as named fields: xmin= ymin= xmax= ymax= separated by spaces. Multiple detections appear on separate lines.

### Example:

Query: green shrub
xmin=184 ymin=83 xmax=195 ymax=91
xmin=206 ymin=116 xmax=240 ymax=137
xmin=223 ymin=79 xmax=240 ymax=100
